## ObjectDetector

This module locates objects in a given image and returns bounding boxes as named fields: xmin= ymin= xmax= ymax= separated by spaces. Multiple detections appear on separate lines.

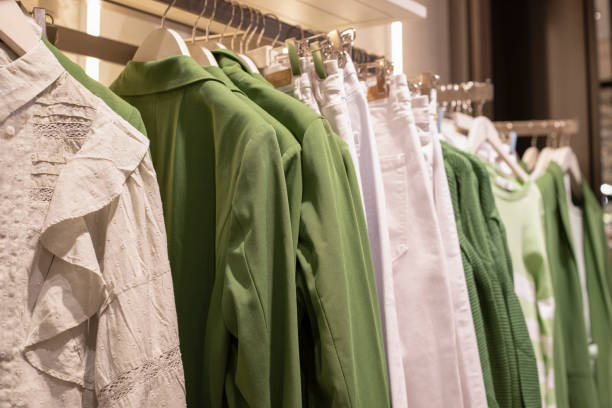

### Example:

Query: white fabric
xmin=0 ymin=40 xmax=185 ymax=407
xmin=342 ymin=55 xmax=407 ymax=408
xmin=292 ymin=57 xmax=321 ymax=114
xmin=313 ymin=59 xmax=363 ymax=196
xmin=394 ymin=73 xmax=487 ymax=408
xmin=369 ymin=75 xmax=465 ymax=408
xmin=431 ymin=130 xmax=488 ymax=408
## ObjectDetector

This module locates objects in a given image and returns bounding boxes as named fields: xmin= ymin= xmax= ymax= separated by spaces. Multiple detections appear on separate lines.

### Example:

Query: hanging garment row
xmin=2 ymin=1 xmax=612 ymax=407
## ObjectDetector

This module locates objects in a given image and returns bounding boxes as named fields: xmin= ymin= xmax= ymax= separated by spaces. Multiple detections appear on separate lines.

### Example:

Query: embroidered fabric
xmin=98 ymin=347 xmax=183 ymax=405
xmin=0 ymin=80 xmax=93 ymax=406
xmin=1 ymin=39 xmax=185 ymax=407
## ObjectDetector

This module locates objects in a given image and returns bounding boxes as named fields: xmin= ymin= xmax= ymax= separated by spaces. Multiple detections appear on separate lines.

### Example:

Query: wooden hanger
xmin=0 ymin=0 xmax=40 ymax=56
xmin=186 ymin=0 xmax=218 ymax=66
xmin=132 ymin=0 xmax=189 ymax=62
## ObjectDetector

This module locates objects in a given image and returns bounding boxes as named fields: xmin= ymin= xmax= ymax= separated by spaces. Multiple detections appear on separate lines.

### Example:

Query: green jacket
xmin=536 ymin=163 xmax=598 ymax=408
xmin=213 ymin=49 xmax=390 ymax=407
xmin=111 ymin=56 xmax=302 ymax=408
xmin=43 ymin=38 xmax=147 ymax=136
xmin=581 ymin=179 xmax=612 ymax=407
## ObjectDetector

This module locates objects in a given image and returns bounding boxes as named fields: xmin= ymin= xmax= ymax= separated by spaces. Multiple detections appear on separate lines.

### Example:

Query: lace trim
xmin=97 ymin=346 xmax=182 ymax=405
xmin=29 ymin=187 xmax=55 ymax=202
xmin=29 ymin=117 xmax=92 ymax=202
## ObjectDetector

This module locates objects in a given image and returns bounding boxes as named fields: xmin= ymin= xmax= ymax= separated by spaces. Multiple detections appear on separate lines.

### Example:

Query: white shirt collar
xmin=0 ymin=39 xmax=64 ymax=124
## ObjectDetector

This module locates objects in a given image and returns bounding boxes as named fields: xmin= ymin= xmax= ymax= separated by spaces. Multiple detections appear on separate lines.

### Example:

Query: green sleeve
xmin=205 ymin=126 xmax=302 ymax=407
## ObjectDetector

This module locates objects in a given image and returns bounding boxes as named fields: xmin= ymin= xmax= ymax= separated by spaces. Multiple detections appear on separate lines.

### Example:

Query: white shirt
xmin=0 ymin=40 xmax=185 ymax=407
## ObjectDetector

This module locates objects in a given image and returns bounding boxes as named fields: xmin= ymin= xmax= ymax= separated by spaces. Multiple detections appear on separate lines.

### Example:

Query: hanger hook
xmin=256 ymin=12 xmax=269 ymax=47
xmin=161 ymin=0 xmax=178 ymax=27
xmin=219 ymin=1 xmax=235 ymax=44
xmin=231 ymin=2 xmax=244 ymax=51
xmin=205 ymin=0 xmax=218 ymax=41
xmin=268 ymin=14 xmax=281 ymax=46
xmin=241 ymin=6 xmax=255 ymax=53
xmin=245 ymin=9 xmax=261 ymax=52
xmin=191 ymin=0 xmax=208 ymax=43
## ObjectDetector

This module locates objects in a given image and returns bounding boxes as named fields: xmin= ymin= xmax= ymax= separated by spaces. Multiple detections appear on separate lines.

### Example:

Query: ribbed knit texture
xmin=468 ymin=155 xmax=543 ymax=408
xmin=442 ymin=142 xmax=542 ymax=408
xmin=444 ymin=158 xmax=499 ymax=408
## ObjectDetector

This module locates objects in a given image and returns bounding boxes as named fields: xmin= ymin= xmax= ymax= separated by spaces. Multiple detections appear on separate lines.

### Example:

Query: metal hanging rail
xmin=41 ymin=0 xmax=381 ymax=65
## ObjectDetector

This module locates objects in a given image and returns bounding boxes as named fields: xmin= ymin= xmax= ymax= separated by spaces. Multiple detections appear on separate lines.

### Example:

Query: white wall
xmin=354 ymin=0 xmax=451 ymax=82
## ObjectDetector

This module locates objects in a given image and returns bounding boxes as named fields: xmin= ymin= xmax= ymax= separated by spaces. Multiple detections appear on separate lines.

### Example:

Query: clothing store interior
xmin=3 ymin=0 xmax=612 ymax=406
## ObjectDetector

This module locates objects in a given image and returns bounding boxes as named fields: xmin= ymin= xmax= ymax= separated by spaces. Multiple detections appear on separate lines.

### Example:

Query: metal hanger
xmin=240 ymin=6 xmax=255 ymax=54
xmin=231 ymin=2 xmax=244 ymax=51
xmin=244 ymin=9 xmax=261 ymax=52
xmin=217 ymin=0 xmax=235 ymax=48
xmin=185 ymin=0 xmax=218 ymax=65
xmin=132 ymin=0 xmax=190 ymax=61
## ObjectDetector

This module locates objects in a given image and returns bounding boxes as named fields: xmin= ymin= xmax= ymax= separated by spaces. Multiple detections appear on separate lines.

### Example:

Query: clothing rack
xmin=36 ymin=0 xmax=381 ymax=66
xmin=493 ymin=119 xmax=579 ymax=136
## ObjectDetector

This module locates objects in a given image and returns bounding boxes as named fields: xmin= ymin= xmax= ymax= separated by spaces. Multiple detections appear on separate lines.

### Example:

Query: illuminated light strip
xmin=85 ymin=0 xmax=101 ymax=80
xmin=391 ymin=21 xmax=403 ymax=75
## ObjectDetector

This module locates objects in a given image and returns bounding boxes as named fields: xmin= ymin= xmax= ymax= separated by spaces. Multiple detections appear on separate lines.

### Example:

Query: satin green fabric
xmin=111 ymin=56 xmax=302 ymax=408
xmin=213 ymin=49 xmax=390 ymax=407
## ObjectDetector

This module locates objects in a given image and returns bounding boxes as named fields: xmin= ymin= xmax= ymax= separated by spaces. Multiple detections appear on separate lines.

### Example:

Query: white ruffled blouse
xmin=0 ymin=40 xmax=185 ymax=407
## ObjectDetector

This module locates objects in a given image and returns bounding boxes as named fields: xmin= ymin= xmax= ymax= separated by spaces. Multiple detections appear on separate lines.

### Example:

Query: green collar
xmin=212 ymin=49 xmax=253 ymax=73
xmin=110 ymin=55 xmax=224 ymax=96
xmin=201 ymin=65 xmax=243 ymax=95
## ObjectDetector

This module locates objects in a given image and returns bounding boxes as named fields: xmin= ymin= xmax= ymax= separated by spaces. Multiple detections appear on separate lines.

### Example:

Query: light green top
xmin=111 ymin=55 xmax=302 ymax=408
xmin=491 ymin=177 xmax=556 ymax=407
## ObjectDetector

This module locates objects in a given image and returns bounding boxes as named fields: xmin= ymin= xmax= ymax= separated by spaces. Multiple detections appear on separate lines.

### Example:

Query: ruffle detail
xmin=24 ymin=111 xmax=149 ymax=387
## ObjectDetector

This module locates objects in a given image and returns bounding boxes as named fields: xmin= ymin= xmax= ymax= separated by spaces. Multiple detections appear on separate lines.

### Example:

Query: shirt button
xmin=5 ymin=125 xmax=15 ymax=136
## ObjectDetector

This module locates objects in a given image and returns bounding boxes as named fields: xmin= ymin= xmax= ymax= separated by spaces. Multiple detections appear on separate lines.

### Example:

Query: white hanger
xmin=465 ymin=116 xmax=529 ymax=182
xmin=521 ymin=134 xmax=539 ymax=172
xmin=132 ymin=0 xmax=190 ymax=62
xmin=555 ymin=146 xmax=582 ymax=185
xmin=186 ymin=0 xmax=218 ymax=66
xmin=0 ymin=0 xmax=40 ymax=56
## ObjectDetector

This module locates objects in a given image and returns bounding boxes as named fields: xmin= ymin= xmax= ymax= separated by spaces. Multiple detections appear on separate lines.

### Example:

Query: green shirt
xmin=43 ymin=38 xmax=147 ymax=136
xmin=491 ymin=176 xmax=556 ymax=408
xmin=213 ymin=49 xmax=390 ymax=407
xmin=580 ymin=179 xmax=612 ymax=407
xmin=111 ymin=56 xmax=301 ymax=408
xmin=536 ymin=163 xmax=598 ymax=408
